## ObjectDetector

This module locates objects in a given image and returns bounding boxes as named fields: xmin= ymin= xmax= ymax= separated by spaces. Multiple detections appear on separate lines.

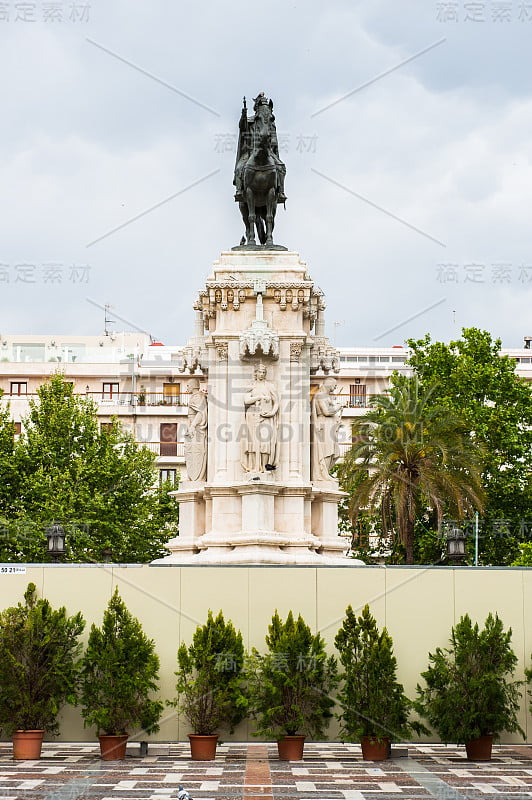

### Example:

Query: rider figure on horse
xmin=233 ymin=93 xmax=287 ymax=204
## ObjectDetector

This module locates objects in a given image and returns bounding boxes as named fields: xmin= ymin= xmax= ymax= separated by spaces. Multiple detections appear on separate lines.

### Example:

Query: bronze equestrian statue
xmin=233 ymin=93 xmax=287 ymax=249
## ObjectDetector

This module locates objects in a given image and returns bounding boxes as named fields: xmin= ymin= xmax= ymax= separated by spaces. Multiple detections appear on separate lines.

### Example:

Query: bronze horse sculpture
xmin=234 ymin=94 xmax=286 ymax=248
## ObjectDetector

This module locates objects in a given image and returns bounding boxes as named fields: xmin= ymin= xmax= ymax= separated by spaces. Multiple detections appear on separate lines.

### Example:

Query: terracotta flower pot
xmin=361 ymin=735 xmax=390 ymax=761
xmin=98 ymin=734 xmax=129 ymax=760
xmin=188 ymin=734 xmax=218 ymax=760
xmin=12 ymin=730 xmax=44 ymax=760
xmin=465 ymin=735 xmax=493 ymax=761
xmin=277 ymin=735 xmax=306 ymax=761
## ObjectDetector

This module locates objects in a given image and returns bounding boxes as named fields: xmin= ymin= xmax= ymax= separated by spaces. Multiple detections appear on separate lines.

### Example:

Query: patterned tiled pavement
xmin=1 ymin=742 xmax=532 ymax=800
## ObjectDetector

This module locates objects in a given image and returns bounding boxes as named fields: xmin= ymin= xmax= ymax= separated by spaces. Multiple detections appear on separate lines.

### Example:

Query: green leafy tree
xmin=511 ymin=543 xmax=532 ymax=566
xmin=80 ymin=588 xmax=163 ymax=736
xmin=247 ymin=610 xmax=338 ymax=740
xmin=524 ymin=655 xmax=532 ymax=712
xmin=335 ymin=604 xmax=426 ymax=743
xmin=172 ymin=610 xmax=248 ymax=736
xmin=1 ymin=374 xmax=176 ymax=562
xmin=415 ymin=613 xmax=524 ymax=744
xmin=407 ymin=328 xmax=532 ymax=564
xmin=0 ymin=392 xmax=19 ymax=515
xmin=337 ymin=375 xmax=484 ymax=564
xmin=0 ymin=582 xmax=85 ymax=736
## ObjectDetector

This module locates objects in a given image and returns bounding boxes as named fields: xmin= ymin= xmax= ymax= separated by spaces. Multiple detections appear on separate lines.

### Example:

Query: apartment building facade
xmin=1 ymin=332 xmax=531 ymax=485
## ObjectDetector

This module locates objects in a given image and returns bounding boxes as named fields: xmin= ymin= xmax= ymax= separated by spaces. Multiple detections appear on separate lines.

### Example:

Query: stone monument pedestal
xmin=153 ymin=250 xmax=358 ymax=566
xmin=161 ymin=477 xmax=348 ymax=564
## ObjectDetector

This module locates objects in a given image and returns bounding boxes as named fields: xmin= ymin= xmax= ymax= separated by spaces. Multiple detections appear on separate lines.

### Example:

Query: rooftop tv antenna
xmin=87 ymin=297 xmax=155 ymax=343
xmin=104 ymin=304 xmax=115 ymax=337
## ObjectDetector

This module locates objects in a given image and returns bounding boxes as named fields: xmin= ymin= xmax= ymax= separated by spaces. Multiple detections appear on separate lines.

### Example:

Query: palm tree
xmin=338 ymin=376 xmax=485 ymax=564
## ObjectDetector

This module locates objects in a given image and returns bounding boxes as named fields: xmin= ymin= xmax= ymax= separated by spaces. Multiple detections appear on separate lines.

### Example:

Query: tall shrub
xmin=416 ymin=613 xmax=524 ymax=743
xmin=0 ymin=582 xmax=85 ymax=736
xmin=335 ymin=604 xmax=424 ymax=743
xmin=247 ymin=610 xmax=338 ymax=739
xmin=80 ymin=588 xmax=163 ymax=736
xmin=172 ymin=610 xmax=247 ymax=735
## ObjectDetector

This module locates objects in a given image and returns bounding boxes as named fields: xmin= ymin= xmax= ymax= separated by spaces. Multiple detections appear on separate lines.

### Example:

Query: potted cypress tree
xmin=0 ymin=582 xmax=85 ymax=759
xmin=415 ymin=613 xmax=524 ymax=760
xmin=247 ymin=610 xmax=338 ymax=760
xmin=335 ymin=604 xmax=426 ymax=761
xmin=171 ymin=610 xmax=248 ymax=760
xmin=525 ymin=657 xmax=532 ymax=717
xmin=80 ymin=588 xmax=163 ymax=760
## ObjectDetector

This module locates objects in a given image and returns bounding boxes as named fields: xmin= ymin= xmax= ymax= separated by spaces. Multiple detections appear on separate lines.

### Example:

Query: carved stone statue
xmin=233 ymin=93 xmax=287 ymax=248
xmin=184 ymin=378 xmax=207 ymax=481
xmin=241 ymin=364 xmax=279 ymax=473
xmin=311 ymin=377 xmax=342 ymax=482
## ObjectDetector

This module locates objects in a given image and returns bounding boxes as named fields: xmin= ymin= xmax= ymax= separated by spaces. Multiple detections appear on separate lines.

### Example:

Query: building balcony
xmin=140 ymin=441 xmax=186 ymax=460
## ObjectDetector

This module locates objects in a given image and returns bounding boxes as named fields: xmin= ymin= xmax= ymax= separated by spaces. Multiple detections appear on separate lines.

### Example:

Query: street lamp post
xmin=445 ymin=522 xmax=467 ymax=566
xmin=45 ymin=522 xmax=66 ymax=563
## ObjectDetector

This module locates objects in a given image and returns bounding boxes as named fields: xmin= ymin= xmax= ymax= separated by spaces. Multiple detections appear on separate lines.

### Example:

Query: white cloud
xmin=1 ymin=1 xmax=531 ymax=347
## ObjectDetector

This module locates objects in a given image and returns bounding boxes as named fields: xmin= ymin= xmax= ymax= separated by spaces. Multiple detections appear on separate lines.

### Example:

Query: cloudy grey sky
xmin=1 ymin=0 xmax=532 ymax=348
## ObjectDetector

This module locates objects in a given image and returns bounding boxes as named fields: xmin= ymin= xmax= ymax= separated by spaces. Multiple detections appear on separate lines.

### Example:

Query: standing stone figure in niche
xmin=241 ymin=364 xmax=279 ymax=473
xmin=184 ymin=378 xmax=208 ymax=482
xmin=311 ymin=377 xmax=342 ymax=482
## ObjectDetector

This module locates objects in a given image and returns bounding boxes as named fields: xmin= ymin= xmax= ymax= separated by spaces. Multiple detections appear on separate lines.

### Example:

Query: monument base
xmin=153 ymin=538 xmax=354 ymax=565
xmin=153 ymin=246 xmax=360 ymax=566
xmin=152 ymin=477 xmax=358 ymax=566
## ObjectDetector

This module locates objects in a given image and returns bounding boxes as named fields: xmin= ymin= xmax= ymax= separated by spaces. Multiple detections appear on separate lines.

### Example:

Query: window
xmin=392 ymin=357 xmax=406 ymax=363
xmin=160 ymin=468 xmax=177 ymax=485
xmin=160 ymin=423 xmax=178 ymax=456
xmin=13 ymin=422 xmax=21 ymax=440
xmin=349 ymin=384 xmax=366 ymax=408
xmin=163 ymin=382 xmax=181 ymax=404
xmin=100 ymin=422 xmax=113 ymax=433
xmin=10 ymin=382 xmax=27 ymax=396
xmin=102 ymin=382 xmax=119 ymax=401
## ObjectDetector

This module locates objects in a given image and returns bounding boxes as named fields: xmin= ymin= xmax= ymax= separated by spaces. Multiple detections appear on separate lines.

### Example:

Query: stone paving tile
xmin=0 ymin=743 xmax=531 ymax=800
